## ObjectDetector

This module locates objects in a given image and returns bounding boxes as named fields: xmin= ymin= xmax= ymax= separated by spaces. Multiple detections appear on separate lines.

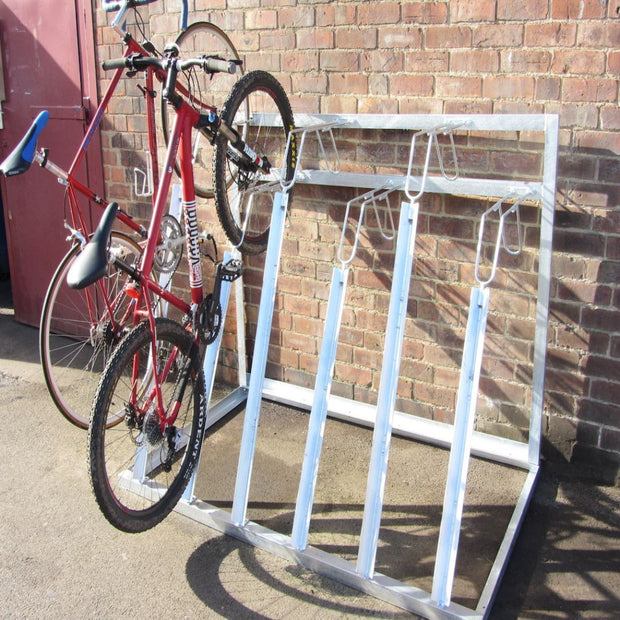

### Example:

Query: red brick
xmin=484 ymin=75 xmax=535 ymax=99
xmin=590 ymin=379 xmax=620 ymax=405
xmin=329 ymin=73 xmax=369 ymax=96
xmin=426 ymin=25 xmax=472 ymax=49
xmin=260 ymin=30 xmax=296 ymax=51
xmin=414 ymin=381 xmax=455 ymax=409
xmin=608 ymin=50 xmax=620 ymax=75
xmin=600 ymin=426 xmax=620 ymax=453
xmin=245 ymin=9 xmax=277 ymax=30
xmin=551 ymin=0 xmax=608 ymax=19
xmin=358 ymin=2 xmax=400 ymax=25
xmin=379 ymin=26 xmax=423 ymax=49
xmin=319 ymin=50 xmax=359 ymax=72
xmin=451 ymin=50 xmax=500 ymax=73
xmin=535 ymin=77 xmax=561 ymax=100
xmin=436 ymin=76 xmax=482 ymax=98
xmin=336 ymin=27 xmax=378 ymax=50
xmin=501 ymin=50 xmax=551 ymax=74
xmin=578 ymin=398 xmax=618 ymax=426
xmin=279 ymin=6 xmax=314 ymax=28
xmin=498 ymin=0 xmax=549 ymax=20
xmin=451 ymin=0 xmax=497 ymax=22
xmin=316 ymin=5 xmax=356 ymax=27
xmin=580 ymin=354 xmax=620 ymax=382
xmin=402 ymin=2 xmax=448 ymax=24
xmin=297 ymin=29 xmax=333 ymax=50
xmin=390 ymin=74 xmax=434 ymax=97
xmin=576 ymin=22 xmax=620 ymax=49
xmin=404 ymin=51 xmax=449 ymax=73
xmin=562 ymin=78 xmax=618 ymax=103
xmin=552 ymin=50 xmax=607 ymax=76
xmin=473 ymin=24 xmax=524 ymax=47
xmin=525 ymin=22 xmax=577 ymax=47
xmin=282 ymin=51 xmax=319 ymax=73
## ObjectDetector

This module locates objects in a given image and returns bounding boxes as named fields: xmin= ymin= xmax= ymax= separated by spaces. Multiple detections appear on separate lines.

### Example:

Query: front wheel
xmin=213 ymin=70 xmax=296 ymax=255
xmin=88 ymin=318 xmax=206 ymax=533
xmin=161 ymin=21 xmax=242 ymax=199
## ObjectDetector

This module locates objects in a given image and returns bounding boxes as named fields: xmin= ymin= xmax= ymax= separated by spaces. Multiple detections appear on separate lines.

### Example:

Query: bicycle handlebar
xmin=102 ymin=54 xmax=238 ymax=76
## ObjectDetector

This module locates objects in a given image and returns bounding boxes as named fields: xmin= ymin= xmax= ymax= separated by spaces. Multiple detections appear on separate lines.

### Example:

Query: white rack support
xmin=357 ymin=197 xmax=420 ymax=578
xmin=432 ymin=187 xmax=532 ymax=607
xmin=231 ymin=188 xmax=290 ymax=526
xmin=143 ymin=113 xmax=558 ymax=619
xmin=292 ymin=181 xmax=400 ymax=552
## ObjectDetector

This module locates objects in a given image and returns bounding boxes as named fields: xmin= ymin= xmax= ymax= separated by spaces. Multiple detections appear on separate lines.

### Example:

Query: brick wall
xmin=93 ymin=1 xmax=619 ymax=475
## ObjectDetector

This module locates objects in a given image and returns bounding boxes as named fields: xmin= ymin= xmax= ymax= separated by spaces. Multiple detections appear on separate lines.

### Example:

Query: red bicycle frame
xmin=124 ymin=96 xmax=205 ymax=423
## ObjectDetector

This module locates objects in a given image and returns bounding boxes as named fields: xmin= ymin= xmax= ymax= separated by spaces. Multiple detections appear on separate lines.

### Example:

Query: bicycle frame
xmin=121 ymin=96 xmax=203 ymax=424
xmin=130 ymin=101 xmax=203 ymax=324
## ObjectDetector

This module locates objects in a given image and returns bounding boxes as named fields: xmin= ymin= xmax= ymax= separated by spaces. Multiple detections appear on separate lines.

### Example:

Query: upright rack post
xmin=292 ymin=182 xmax=397 ymax=552
xmin=231 ymin=189 xmax=290 ymax=526
xmin=356 ymin=197 xmax=419 ymax=577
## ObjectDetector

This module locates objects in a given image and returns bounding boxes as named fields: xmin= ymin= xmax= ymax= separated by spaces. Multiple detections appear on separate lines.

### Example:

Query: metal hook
xmin=474 ymin=191 xmax=532 ymax=287
xmin=404 ymin=123 xmax=463 ymax=202
xmin=337 ymin=182 xmax=397 ymax=266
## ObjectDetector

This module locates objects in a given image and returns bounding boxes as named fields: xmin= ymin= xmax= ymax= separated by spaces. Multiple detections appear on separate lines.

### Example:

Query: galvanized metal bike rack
xmin=152 ymin=113 xmax=558 ymax=619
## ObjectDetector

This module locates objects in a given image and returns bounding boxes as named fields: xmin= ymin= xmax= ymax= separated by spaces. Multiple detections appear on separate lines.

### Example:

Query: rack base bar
xmin=476 ymin=468 xmax=539 ymax=616
xmin=258 ymin=378 xmax=530 ymax=470
xmin=172 ymin=495 xmax=481 ymax=620
xmin=205 ymin=386 xmax=248 ymax=428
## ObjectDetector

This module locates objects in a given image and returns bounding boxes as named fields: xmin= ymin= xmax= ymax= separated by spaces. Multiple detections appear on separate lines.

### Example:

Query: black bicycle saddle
xmin=66 ymin=202 xmax=119 ymax=290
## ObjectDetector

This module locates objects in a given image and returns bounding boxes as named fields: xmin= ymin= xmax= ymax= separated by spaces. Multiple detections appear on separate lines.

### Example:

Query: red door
xmin=0 ymin=0 xmax=102 ymax=325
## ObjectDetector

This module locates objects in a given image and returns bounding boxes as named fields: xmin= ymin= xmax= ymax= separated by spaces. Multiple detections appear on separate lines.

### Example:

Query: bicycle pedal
xmin=218 ymin=259 xmax=243 ymax=282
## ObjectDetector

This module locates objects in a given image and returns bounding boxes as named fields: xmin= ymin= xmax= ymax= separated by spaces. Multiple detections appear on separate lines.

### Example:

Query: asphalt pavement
xmin=0 ymin=277 xmax=618 ymax=619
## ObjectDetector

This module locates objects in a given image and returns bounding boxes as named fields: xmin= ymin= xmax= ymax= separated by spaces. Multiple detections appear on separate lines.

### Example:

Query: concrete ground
xmin=0 ymin=277 xmax=618 ymax=619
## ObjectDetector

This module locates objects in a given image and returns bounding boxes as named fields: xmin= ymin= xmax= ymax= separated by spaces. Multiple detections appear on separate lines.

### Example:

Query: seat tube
xmin=178 ymin=108 xmax=203 ymax=307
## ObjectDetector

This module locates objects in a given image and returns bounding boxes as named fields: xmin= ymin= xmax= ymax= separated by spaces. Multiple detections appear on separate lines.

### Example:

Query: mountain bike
xmin=73 ymin=48 xmax=295 ymax=531
xmin=0 ymin=0 xmax=241 ymax=428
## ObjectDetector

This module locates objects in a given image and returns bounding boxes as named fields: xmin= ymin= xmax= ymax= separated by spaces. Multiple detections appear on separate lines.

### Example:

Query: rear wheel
xmin=88 ymin=318 xmax=206 ymax=533
xmin=39 ymin=232 xmax=142 ymax=428
xmin=213 ymin=70 xmax=296 ymax=255
xmin=161 ymin=21 xmax=242 ymax=199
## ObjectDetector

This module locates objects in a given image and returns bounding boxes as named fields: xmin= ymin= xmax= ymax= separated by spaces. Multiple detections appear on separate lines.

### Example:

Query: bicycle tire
xmin=88 ymin=318 xmax=206 ymax=533
xmin=160 ymin=21 xmax=242 ymax=199
xmin=39 ymin=232 xmax=142 ymax=428
xmin=213 ymin=70 xmax=296 ymax=255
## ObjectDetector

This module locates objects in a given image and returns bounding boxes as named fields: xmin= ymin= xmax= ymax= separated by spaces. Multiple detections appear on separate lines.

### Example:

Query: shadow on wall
xmin=548 ymin=144 xmax=619 ymax=482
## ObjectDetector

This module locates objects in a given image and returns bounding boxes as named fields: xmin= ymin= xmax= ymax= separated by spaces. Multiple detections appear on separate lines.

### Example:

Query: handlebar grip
xmin=202 ymin=57 xmax=237 ymax=75
xmin=102 ymin=57 xmax=130 ymax=71
xmin=102 ymin=0 xmax=159 ymax=12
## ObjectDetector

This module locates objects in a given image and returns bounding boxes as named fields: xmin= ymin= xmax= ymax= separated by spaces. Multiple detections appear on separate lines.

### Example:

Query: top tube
xmin=102 ymin=0 xmax=188 ymax=31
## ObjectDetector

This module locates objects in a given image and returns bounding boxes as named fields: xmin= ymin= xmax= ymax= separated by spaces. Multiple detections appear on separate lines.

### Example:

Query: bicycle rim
xmin=39 ymin=232 xmax=142 ymax=428
xmin=213 ymin=70 xmax=295 ymax=255
xmin=160 ymin=21 xmax=242 ymax=199
xmin=88 ymin=319 xmax=206 ymax=533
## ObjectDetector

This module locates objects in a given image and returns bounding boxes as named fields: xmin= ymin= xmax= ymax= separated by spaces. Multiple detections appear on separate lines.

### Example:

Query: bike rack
xmin=130 ymin=113 xmax=559 ymax=618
